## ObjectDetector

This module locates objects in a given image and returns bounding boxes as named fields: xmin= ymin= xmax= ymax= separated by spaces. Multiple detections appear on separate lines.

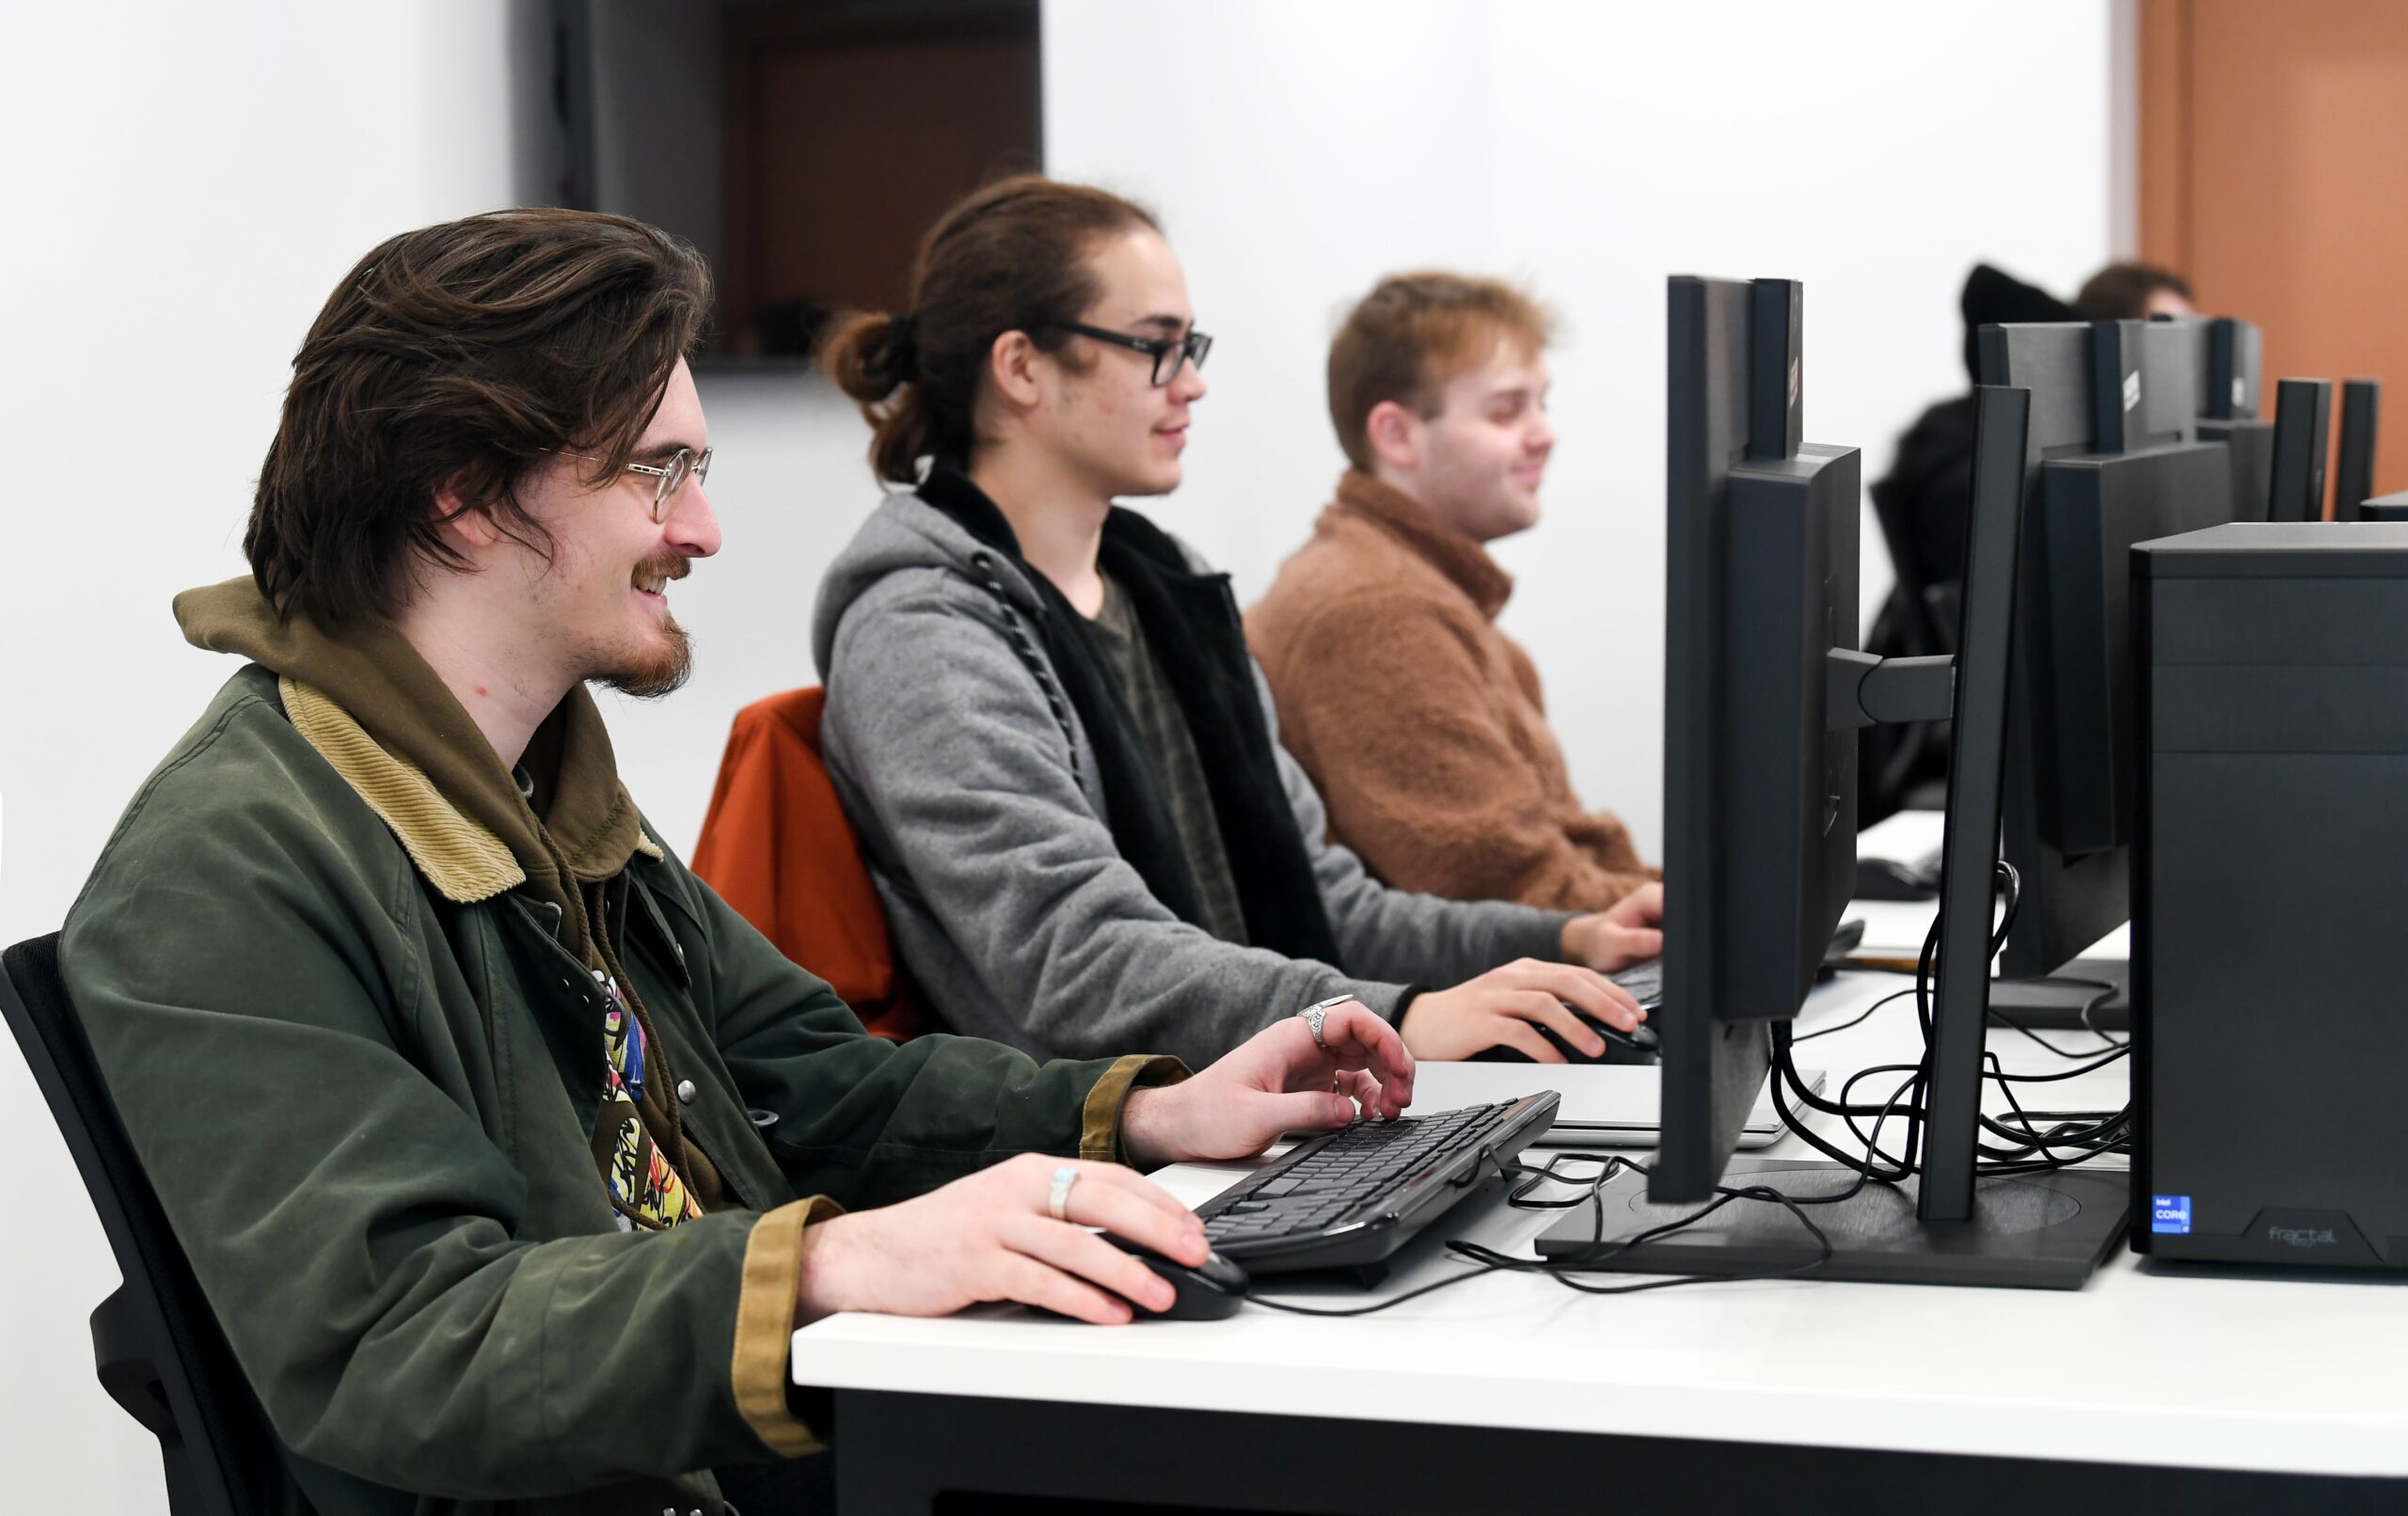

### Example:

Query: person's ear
xmin=988 ymin=329 xmax=1047 ymax=411
xmin=432 ymin=467 xmax=508 ymax=553
xmin=1365 ymin=400 xmax=1421 ymax=474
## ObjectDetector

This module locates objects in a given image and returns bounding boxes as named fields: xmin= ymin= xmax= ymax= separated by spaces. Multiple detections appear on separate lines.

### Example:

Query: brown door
xmin=2143 ymin=0 xmax=2408 ymax=511
xmin=719 ymin=6 xmax=1038 ymax=360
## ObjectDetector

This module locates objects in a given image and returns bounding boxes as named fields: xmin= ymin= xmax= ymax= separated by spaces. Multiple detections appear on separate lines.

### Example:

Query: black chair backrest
xmin=1 ymin=934 xmax=279 ymax=1516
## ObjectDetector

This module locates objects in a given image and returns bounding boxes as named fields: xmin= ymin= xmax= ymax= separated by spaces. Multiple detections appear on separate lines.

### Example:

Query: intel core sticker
xmin=2151 ymin=1194 xmax=2193 ymax=1235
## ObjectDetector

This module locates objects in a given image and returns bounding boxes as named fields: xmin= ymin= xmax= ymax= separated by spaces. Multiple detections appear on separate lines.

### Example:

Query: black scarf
xmin=917 ymin=468 xmax=1344 ymax=970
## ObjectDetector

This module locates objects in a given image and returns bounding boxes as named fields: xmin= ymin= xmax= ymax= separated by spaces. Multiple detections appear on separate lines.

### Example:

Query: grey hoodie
xmin=810 ymin=490 xmax=1575 ymax=1068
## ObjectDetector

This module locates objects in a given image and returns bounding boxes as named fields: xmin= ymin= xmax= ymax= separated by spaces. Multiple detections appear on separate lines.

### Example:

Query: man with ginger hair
xmin=1247 ymin=272 xmax=1660 ymax=916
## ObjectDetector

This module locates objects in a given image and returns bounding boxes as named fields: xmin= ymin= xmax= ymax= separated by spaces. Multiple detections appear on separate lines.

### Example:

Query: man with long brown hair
xmin=816 ymin=178 xmax=1661 ymax=1071
xmin=60 ymin=208 xmax=1412 ymax=1516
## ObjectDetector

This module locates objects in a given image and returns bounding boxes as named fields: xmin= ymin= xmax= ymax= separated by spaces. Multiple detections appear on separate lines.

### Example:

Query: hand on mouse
xmin=1397 ymin=958 xmax=1645 ymax=1063
xmin=1560 ymin=880 xmax=1665 ymax=971
xmin=1118 ymin=1000 xmax=1415 ymax=1168
xmin=792 ymin=1153 xmax=1208 ymax=1327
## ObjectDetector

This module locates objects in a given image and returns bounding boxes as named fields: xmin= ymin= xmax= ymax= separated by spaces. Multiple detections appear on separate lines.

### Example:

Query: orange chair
xmin=691 ymin=687 xmax=927 ymax=1042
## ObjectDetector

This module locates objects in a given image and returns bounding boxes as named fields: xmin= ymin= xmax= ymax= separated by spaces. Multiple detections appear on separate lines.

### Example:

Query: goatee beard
xmin=600 ymin=614 xmax=693 ymax=700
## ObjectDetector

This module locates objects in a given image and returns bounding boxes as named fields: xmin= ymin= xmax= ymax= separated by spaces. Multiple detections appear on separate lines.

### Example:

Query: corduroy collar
xmin=173 ymin=577 xmax=657 ymax=906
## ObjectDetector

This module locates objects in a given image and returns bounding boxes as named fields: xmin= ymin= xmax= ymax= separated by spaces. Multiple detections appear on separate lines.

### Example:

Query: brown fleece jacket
xmin=1246 ymin=471 xmax=1658 ymax=912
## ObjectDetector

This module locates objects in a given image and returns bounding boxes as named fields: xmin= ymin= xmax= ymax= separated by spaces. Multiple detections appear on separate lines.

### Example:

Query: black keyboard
xmin=1610 ymin=959 xmax=1664 ymax=1010
xmin=1195 ymin=1095 xmax=1560 ymax=1277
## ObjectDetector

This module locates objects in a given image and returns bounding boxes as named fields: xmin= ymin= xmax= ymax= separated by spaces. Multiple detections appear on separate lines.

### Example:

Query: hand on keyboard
xmin=1119 ymin=1000 xmax=1416 ymax=1169
xmin=1560 ymin=880 xmax=1666 ymax=971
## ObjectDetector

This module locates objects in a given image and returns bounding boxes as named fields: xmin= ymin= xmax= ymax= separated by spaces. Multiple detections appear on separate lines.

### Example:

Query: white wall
xmin=0 ymin=5 xmax=541 ymax=1509
xmin=1043 ymin=0 xmax=2119 ymax=860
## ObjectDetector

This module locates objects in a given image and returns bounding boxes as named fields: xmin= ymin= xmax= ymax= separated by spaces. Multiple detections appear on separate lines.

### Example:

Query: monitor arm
xmin=1826 ymin=649 xmax=1954 ymax=728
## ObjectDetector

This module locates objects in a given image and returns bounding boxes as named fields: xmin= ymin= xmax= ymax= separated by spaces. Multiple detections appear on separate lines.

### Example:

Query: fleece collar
xmin=1332 ymin=470 xmax=1515 ymax=623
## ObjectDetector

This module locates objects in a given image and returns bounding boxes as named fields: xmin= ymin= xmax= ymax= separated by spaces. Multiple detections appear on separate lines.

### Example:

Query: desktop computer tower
xmin=2132 ymin=523 xmax=2408 ymax=1269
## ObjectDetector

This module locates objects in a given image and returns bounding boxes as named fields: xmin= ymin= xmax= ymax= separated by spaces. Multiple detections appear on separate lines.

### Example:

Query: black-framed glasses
xmin=1049 ymin=321 xmax=1212 ymax=387
xmin=572 ymin=446 xmax=713 ymax=521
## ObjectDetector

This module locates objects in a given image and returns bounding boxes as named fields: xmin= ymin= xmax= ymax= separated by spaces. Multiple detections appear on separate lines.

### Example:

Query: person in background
xmin=2074 ymin=261 xmax=2197 ymax=321
xmin=1245 ymin=272 xmax=1659 ymax=914
xmin=814 ymin=177 xmax=1662 ymax=1073
xmin=60 ymin=207 xmax=1416 ymax=1516
xmin=1861 ymin=259 xmax=2195 ymax=817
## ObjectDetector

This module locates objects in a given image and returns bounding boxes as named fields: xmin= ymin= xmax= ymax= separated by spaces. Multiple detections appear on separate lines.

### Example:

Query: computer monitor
xmin=2333 ymin=379 xmax=2380 ymax=522
xmin=2268 ymin=378 xmax=2336 ymax=523
xmin=1569 ymin=277 xmax=2128 ymax=1285
xmin=2195 ymin=317 xmax=2274 ymax=521
xmin=1973 ymin=320 xmax=2238 ymax=1029
xmin=2090 ymin=318 xmax=2198 ymax=452
xmin=2202 ymin=316 xmax=2262 ymax=421
xmin=1651 ymin=275 xmax=1867 ymax=1199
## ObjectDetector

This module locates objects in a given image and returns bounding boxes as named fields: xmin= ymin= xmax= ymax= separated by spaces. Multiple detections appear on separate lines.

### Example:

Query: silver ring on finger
xmin=1297 ymin=993 xmax=1351 ymax=1050
xmin=1047 ymin=1164 xmax=1078 ymax=1222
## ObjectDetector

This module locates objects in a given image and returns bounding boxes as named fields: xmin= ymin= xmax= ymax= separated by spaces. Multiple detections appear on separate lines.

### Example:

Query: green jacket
xmin=64 ymin=646 xmax=1174 ymax=1515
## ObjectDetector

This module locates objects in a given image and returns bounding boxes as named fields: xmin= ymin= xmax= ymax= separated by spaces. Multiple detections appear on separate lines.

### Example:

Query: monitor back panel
xmin=1658 ymin=277 xmax=1853 ymax=1200
xmin=1725 ymin=445 xmax=1861 ymax=1021
xmin=2001 ymin=440 xmax=2233 ymax=978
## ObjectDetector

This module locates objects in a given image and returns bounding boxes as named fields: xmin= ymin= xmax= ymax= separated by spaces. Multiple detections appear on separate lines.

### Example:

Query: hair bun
xmin=879 ymin=311 xmax=919 ymax=387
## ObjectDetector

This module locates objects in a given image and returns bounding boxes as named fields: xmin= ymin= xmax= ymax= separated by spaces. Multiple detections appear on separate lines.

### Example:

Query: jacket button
xmin=676 ymin=1080 xmax=697 ymax=1104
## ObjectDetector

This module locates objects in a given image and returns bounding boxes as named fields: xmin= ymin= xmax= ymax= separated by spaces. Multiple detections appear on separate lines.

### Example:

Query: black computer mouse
xmin=1852 ymin=856 xmax=1939 ymax=902
xmin=1468 ymin=1008 xmax=1659 ymax=1066
xmin=1099 ymin=1234 xmax=1249 ymax=1320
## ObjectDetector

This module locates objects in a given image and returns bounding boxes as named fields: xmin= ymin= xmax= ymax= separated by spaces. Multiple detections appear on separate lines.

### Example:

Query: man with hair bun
xmin=62 ymin=206 xmax=1415 ymax=1516
xmin=1246 ymin=272 xmax=1661 ymax=915
xmin=816 ymin=178 xmax=1662 ymax=1074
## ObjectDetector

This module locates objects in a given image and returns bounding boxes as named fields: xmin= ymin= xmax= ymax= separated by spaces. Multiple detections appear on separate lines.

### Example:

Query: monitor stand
xmin=1988 ymin=957 xmax=2128 ymax=1032
xmin=1535 ymin=1159 xmax=2131 ymax=1289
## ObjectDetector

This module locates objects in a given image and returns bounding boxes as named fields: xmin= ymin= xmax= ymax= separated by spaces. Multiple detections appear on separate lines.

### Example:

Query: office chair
xmin=1 ymin=934 xmax=278 ymax=1516
xmin=693 ymin=685 xmax=931 ymax=1041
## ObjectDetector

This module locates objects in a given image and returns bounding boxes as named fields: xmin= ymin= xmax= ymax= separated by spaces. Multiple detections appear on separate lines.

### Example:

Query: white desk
xmin=1851 ymin=808 xmax=2130 ymax=961
xmin=797 ymin=966 xmax=2407 ymax=1513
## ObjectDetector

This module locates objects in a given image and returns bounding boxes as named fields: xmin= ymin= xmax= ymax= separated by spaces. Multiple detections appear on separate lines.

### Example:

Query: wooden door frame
xmin=2137 ymin=0 xmax=2193 ymax=272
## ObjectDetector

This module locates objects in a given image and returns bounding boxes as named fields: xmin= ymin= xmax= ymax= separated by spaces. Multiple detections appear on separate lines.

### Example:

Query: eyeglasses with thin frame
xmin=569 ymin=446 xmax=714 ymax=521
xmin=1047 ymin=321 xmax=1213 ymax=387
